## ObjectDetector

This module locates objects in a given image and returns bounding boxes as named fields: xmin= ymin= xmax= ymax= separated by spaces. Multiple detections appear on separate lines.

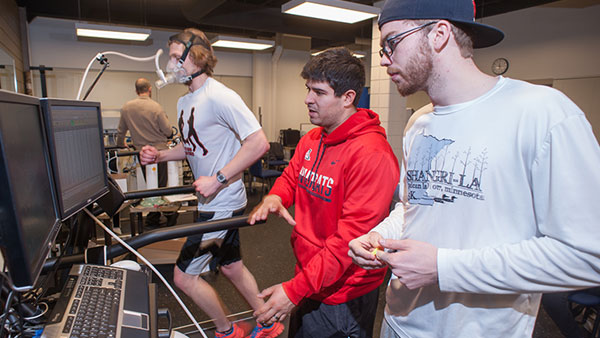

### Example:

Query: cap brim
xmin=451 ymin=20 xmax=504 ymax=48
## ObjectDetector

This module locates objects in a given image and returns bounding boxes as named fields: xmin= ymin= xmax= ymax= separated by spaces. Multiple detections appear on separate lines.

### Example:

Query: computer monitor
xmin=281 ymin=128 xmax=300 ymax=147
xmin=40 ymin=99 xmax=109 ymax=220
xmin=0 ymin=90 xmax=62 ymax=291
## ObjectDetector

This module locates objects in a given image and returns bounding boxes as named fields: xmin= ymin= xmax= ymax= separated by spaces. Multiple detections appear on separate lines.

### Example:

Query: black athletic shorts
xmin=175 ymin=208 xmax=245 ymax=275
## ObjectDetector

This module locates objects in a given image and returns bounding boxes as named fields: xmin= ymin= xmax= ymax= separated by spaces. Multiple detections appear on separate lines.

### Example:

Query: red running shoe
xmin=246 ymin=322 xmax=284 ymax=338
xmin=215 ymin=323 xmax=246 ymax=338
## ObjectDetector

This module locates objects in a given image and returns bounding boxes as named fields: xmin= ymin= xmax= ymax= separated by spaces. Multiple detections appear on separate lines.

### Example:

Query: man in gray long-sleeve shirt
xmin=117 ymin=78 xmax=176 ymax=228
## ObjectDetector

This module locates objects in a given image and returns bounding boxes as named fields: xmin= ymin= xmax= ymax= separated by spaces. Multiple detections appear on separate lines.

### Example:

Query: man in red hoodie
xmin=249 ymin=47 xmax=400 ymax=338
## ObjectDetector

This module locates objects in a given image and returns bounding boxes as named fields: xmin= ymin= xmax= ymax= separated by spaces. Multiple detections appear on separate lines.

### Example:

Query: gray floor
xmin=136 ymin=189 xmax=568 ymax=338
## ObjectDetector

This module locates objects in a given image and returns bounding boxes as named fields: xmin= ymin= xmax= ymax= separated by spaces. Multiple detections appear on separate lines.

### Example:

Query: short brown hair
xmin=135 ymin=78 xmax=151 ymax=94
xmin=169 ymin=28 xmax=217 ymax=76
xmin=301 ymin=47 xmax=365 ymax=107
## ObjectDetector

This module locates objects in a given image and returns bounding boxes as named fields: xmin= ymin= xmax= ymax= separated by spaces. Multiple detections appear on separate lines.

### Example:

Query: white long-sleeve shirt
xmin=373 ymin=77 xmax=600 ymax=338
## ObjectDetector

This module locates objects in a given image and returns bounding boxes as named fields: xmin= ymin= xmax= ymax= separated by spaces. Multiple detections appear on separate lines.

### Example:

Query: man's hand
xmin=248 ymin=195 xmax=296 ymax=226
xmin=348 ymin=232 xmax=387 ymax=270
xmin=192 ymin=175 xmax=221 ymax=198
xmin=140 ymin=145 xmax=160 ymax=165
xmin=375 ymin=239 xmax=439 ymax=290
xmin=254 ymin=284 xmax=295 ymax=325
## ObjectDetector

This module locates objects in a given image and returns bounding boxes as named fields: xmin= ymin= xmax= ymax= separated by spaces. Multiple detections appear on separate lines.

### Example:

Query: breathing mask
xmin=155 ymin=33 xmax=210 ymax=89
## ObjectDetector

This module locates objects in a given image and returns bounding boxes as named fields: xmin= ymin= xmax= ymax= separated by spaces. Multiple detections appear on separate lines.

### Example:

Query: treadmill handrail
xmin=114 ymin=150 xmax=140 ymax=157
xmin=42 ymin=215 xmax=264 ymax=271
xmin=124 ymin=185 xmax=196 ymax=200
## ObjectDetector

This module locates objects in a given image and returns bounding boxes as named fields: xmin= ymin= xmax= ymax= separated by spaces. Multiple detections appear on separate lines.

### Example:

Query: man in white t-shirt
xmin=140 ymin=28 xmax=282 ymax=338
xmin=348 ymin=0 xmax=600 ymax=337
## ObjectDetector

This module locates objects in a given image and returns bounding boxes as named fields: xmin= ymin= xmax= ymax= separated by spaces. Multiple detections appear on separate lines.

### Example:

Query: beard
xmin=390 ymin=41 xmax=434 ymax=97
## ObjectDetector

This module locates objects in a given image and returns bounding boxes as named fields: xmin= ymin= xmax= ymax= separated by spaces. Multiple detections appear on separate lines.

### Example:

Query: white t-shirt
xmin=177 ymin=77 xmax=261 ymax=212
xmin=374 ymin=77 xmax=600 ymax=338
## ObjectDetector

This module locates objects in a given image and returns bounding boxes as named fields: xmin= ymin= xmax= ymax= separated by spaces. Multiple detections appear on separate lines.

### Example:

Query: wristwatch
xmin=216 ymin=170 xmax=228 ymax=184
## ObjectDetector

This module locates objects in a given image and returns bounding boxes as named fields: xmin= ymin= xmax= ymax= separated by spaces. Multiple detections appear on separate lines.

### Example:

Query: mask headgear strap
xmin=169 ymin=33 xmax=212 ymax=80
xmin=182 ymin=69 xmax=205 ymax=83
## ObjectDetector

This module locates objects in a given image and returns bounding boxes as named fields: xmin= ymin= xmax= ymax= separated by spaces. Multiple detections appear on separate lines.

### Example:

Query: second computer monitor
xmin=41 ymin=99 xmax=109 ymax=221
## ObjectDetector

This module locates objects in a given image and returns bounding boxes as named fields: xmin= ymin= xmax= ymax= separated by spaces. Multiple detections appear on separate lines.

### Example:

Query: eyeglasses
xmin=379 ymin=21 xmax=438 ymax=59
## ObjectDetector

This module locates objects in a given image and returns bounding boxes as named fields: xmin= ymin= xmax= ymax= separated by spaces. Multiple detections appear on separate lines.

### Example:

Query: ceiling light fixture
xmin=76 ymin=23 xmax=150 ymax=41
xmin=311 ymin=50 xmax=366 ymax=58
xmin=211 ymin=36 xmax=275 ymax=51
xmin=282 ymin=0 xmax=379 ymax=24
xmin=352 ymin=51 xmax=366 ymax=58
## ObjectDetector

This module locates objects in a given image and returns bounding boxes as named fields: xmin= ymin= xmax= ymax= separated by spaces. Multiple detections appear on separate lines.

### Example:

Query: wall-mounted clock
xmin=492 ymin=57 xmax=509 ymax=75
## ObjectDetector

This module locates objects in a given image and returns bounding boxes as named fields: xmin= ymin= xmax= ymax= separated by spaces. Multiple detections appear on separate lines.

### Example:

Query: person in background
xmin=249 ymin=47 xmax=400 ymax=338
xmin=117 ymin=77 xmax=176 ymax=228
xmin=348 ymin=0 xmax=600 ymax=337
xmin=140 ymin=28 xmax=278 ymax=338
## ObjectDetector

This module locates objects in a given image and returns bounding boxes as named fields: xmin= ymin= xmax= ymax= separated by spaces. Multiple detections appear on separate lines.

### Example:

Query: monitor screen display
xmin=0 ymin=90 xmax=61 ymax=291
xmin=41 ymin=99 xmax=109 ymax=220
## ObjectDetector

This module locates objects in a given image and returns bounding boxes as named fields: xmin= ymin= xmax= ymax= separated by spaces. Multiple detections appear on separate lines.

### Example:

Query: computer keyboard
xmin=42 ymin=264 xmax=151 ymax=338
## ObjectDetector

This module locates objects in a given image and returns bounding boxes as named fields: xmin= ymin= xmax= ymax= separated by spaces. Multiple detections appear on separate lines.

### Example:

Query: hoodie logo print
xmin=298 ymin=166 xmax=334 ymax=200
xmin=305 ymin=149 xmax=312 ymax=161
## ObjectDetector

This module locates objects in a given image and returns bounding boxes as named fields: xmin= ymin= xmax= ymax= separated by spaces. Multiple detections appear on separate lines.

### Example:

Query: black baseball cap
xmin=378 ymin=0 xmax=504 ymax=48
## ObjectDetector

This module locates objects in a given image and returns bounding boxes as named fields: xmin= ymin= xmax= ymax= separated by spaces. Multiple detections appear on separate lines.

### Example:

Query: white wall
xmin=252 ymin=51 xmax=275 ymax=138
xmin=473 ymin=4 xmax=600 ymax=80
xmin=274 ymin=49 xmax=312 ymax=139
